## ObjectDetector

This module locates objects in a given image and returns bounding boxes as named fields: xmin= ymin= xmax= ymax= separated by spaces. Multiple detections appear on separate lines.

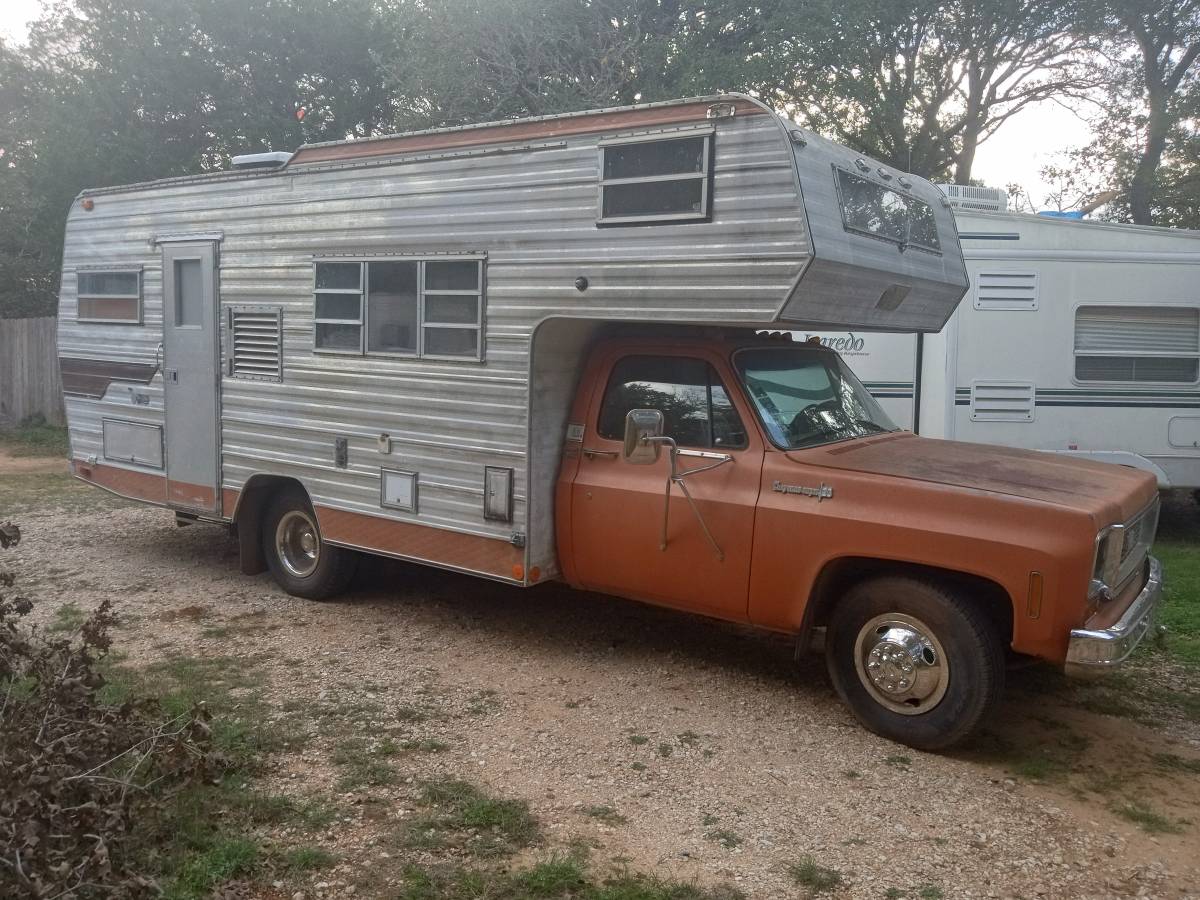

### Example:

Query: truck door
xmin=161 ymin=241 xmax=220 ymax=513
xmin=568 ymin=351 xmax=763 ymax=620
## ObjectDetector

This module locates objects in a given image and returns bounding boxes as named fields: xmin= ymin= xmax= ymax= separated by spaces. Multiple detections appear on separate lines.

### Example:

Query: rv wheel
xmin=262 ymin=489 xmax=356 ymax=600
xmin=824 ymin=576 xmax=1004 ymax=751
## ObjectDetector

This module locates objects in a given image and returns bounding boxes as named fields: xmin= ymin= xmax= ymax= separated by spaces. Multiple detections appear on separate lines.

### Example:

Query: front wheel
xmin=825 ymin=576 xmax=1004 ymax=750
xmin=262 ymin=490 xmax=357 ymax=600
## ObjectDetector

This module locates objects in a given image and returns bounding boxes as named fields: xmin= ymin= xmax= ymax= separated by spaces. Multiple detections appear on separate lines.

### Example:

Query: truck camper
xmin=58 ymin=95 xmax=1160 ymax=749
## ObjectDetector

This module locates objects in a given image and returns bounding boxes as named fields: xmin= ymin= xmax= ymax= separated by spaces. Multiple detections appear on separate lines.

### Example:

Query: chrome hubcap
xmin=853 ymin=613 xmax=949 ymax=715
xmin=276 ymin=510 xmax=320 ymax=578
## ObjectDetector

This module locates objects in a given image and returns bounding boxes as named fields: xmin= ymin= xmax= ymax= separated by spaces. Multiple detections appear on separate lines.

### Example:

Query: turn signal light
xmin=1027 ymin=572 xmax=1044 ymax=619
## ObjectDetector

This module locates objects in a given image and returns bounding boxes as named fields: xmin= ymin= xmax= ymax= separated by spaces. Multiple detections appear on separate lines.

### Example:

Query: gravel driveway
xmin=4 ymin=464 xmax=1200 ymax=899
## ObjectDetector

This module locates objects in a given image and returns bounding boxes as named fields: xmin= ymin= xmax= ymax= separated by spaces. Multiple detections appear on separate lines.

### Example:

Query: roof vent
xmin=230 ymin=151 xmax=292 ymax=170
xmin=936 ymin=183 xmax=1008 ymax=212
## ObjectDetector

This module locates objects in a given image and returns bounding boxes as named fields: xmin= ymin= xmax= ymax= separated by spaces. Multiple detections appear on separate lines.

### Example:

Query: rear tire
xmin=825 ymin=576 xmax=1004 ymax=751
xmin=262 ymin=489 xmax=356 ymax=600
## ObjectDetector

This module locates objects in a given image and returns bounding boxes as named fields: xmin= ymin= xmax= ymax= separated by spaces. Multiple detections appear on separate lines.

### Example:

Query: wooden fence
xmin=0 ymin=317 xmax=64 ymax=426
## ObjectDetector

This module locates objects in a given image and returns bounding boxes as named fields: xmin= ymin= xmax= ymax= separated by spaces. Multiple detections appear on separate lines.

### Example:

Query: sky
xmin=0 ymin=2 xmax=1093 ymax=206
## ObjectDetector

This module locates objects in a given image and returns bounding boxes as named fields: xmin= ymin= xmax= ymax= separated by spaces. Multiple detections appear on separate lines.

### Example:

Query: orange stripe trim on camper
xmin=289 ymin=100 xmax=766 ymax=166
xmin=315 ymin=505 xmax=523 ymax=582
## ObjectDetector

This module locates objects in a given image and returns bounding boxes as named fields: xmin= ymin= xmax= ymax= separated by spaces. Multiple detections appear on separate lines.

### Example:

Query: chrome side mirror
xmin=623 ymin=409 xmax=664 ymax=465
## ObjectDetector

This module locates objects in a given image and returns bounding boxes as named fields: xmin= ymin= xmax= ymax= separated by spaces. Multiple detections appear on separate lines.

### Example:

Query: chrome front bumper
xmin=1065 ymin=556 xmax=1162 ymax=677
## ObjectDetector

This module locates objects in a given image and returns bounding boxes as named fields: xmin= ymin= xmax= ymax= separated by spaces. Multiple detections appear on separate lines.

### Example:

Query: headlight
xmin=1090 ymin=524 xmax=1125 ymax=602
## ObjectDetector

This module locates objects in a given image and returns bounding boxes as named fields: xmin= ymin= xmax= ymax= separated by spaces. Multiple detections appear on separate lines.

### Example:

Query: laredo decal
xmin=803 ymin=332 xmax=866 ymax=353
xmin=772 ymin=481 xmax=834 ymax=501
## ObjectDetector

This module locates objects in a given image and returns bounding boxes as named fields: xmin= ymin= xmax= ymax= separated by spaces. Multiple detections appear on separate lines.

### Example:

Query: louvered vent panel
xmin=970 ymin=381 xmax=1035 ymax=422
xmin=228 ymin=306 xmax=283 ymax=382
xmin=974 ymin=272 xmax=1038 ymax=310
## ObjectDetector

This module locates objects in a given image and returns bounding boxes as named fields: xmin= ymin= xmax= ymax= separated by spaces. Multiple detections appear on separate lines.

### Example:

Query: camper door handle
xmin=155 ymin=342 xmax=163 ymax=371
xmin=582 ymin=447 xmax=618 ymax=459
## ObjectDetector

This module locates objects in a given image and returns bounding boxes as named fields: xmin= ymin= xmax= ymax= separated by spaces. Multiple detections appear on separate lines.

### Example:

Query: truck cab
xmin=555 ymin=329 xmax=1162 ymax=749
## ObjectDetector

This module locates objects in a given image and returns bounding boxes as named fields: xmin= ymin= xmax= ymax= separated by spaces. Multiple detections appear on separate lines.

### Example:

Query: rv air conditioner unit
xmin=936 ymin=184 xmax=1008 ymax=212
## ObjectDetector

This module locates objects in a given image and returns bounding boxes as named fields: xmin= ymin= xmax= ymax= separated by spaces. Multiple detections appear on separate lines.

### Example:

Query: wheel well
xmin=803 ymin=558 xmax=1014 ymax=648
xmin=231 ymin=475 xmax=313 ymax=576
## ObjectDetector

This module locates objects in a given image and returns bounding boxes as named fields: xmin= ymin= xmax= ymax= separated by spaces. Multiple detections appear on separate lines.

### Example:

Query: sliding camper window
xmin=833 ymin=168 xmax=941 ymax=253
xmin=312 ymin=257 xmax=484 ymax=360
xmin=76 ymin=269 xmax=142 ymax=323
xmin=1074 ymin=305 xmax=1200 ymax=384
xmin=597 ymin=132 xmax=713 ymax=225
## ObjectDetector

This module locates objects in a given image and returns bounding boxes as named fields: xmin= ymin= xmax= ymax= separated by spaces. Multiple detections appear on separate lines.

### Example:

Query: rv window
xmin=76 ymin=269 xmax=142 ymax=323
xmin=313 ymin=257 xmax=484 ymax=359
xmin=1075 ymin=305 xmax=1200 ymax=384
xmin=598 ymin=134 xmax=712 ymax=225
xmin=834 ymin=169 xmax=941 ymax=253
xmin=597 ymin=355 xmax=747 ymax=449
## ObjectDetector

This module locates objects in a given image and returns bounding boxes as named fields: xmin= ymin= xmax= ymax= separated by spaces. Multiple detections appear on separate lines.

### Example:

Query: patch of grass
xmin=885 ymin=889 xmax=904 ymax=900
xmin=47 ymin=601 xmax=87 ymax=633
xmin=1151 ymin=751 xmax=1200 ymax=774
xmin=466 ymin=688 xmax=500 ymax=715
xmin=657 ymin=742 xmax=673 ymax=758
xmin=629 ymin=734 xmax=649 ymax=746
xmin=678 ymin=730 xmax=701 ymax=747
xmin=1153 ymin=540 xmax=1200 ymax=668
xmin=396 ymin=703 xmax=430 ymax=722
xmin=1111 ymin=800 xmax=1184 ymax=834
xmin=395 ymin=859 xmax=745 ymax=900
xmin=789 ymin=856 xmax=842 ymax=894
xmin=630 ymin=761 xmax=647 ymax=772
xmin=0 ymin=471 xmax=132 ymax=514
xmin=917 ymin=885 xmax=944 ymax=900
xmin=162 ymin=836 xmax=259 ymax=900
xmin=702 ymin=813 xmax=719 ymax=826
xmin=705 ymin=828 xmax=742 ymax=849
xmin=583 ymin=804 xmax=627 ymax=826
xmin=331 ymin=738 xmax=398 ymax=790
xmin=400 ymin=737 xmax=450 ymax=753
xmin=842 ymin=770 xmax=861 ymax=779
xmin=400 ymin=778 xmax=539 ymax=858
xmin=283 ymin=845 xmax=337 ymax=872
xmin=885 ymin=755 xmax=911 ymax=768
xmin=0 ymin=416 xmax=69 ymax=457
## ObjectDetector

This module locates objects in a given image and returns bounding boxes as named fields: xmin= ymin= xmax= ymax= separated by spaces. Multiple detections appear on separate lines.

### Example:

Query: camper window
xmin=76 ymin=269 xmax=142 ymax=323
xmin=1074 ymin=305 xmax=1200 ymax=384
xmin=313 ymin=257 xmax=484 ymax=359
xmin=833 ymin=168 xmax=940 ymax=253
xmin=597 ymin=133 xmax=712 ymax=225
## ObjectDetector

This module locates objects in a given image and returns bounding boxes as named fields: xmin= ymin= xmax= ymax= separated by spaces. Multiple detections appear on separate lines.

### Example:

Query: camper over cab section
xmin=58 ymin=95 xmax=1158 ymax=750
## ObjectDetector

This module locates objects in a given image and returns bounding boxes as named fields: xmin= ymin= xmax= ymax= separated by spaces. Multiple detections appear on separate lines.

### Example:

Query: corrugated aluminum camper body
xmin=57 ymin=94 xmax=968 ymax=585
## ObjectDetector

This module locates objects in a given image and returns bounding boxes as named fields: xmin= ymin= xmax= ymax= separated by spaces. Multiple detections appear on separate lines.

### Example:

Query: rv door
xmin=160 ymin=241 xmax=221 ymax=512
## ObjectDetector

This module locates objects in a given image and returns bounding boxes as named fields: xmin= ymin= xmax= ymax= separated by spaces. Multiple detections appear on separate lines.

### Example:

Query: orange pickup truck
xmin=552 ymin=332 xmax=1161 ymax=749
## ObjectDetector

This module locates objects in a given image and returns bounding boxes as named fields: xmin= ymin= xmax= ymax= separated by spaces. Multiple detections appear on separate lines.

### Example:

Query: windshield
xmin=734 ymin=346 xmax=899 ymax=450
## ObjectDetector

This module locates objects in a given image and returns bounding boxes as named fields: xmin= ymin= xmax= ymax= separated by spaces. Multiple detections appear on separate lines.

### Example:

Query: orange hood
xmin=792 ymin=432 xmax=1157 ymax=523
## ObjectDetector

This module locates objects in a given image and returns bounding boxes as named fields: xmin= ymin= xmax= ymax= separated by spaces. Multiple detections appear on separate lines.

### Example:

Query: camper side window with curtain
xmin=76 ymin=269 xmax=142 ymax=323
xmin=1074 ymin=305 xmax=1200 ymax=384
xmin=313 ymin=257 xmax=484 ymax=360
xmin=597 ymin=133 xmax=712 ymax=225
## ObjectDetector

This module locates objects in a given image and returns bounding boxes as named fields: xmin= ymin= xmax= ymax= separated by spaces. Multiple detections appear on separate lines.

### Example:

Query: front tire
xmin=825 ymin=576 xmax=1004 ymax=751
xmin=262 ymin=489 xmax=356 ymax=600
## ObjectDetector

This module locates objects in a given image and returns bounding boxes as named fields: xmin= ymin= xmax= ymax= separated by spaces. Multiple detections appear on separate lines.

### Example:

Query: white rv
xmin=810 ymin=196 xmax=1200 ymax=490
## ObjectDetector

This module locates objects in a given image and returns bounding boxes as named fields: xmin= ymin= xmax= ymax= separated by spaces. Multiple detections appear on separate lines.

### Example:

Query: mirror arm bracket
xmin=642 ymin=435 xmax=728 ymax=561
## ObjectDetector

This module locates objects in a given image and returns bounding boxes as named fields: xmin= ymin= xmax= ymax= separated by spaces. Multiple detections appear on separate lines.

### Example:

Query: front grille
xmin=1118 ymin=498 xmax=1159 ymax=591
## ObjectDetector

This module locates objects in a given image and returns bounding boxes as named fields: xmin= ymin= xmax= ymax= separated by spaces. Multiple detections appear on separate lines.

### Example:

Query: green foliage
xmin=1110 ymin=800 xmax=1185 ymax=834
xmin=401 ymin=778 xmax=540 ymax=857
xmin=396 ymin=859 xmax=746 ymax=900
xmin=788 ymin=856 xmax=843 ymax=894
xmin=1151 ymin=540 xmax=1200 ymax=666
xmin=0 ymin=416 xmax=68 ymax=457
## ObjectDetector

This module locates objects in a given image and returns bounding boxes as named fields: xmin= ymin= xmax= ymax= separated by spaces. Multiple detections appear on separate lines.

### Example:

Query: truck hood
xmin=790 ymin=432 xmax=1157 ymax=522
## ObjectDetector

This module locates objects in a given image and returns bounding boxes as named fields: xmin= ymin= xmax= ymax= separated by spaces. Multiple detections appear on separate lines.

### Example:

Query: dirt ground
xmin=3 ymin=462 xmax=1200 ymax=899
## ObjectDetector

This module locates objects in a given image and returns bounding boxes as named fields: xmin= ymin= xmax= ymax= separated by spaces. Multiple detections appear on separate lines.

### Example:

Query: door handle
xmin=582 ymin=447 xmax=618 ymax=459
xmin=165 ymin=368 xmax=179 ymax=383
